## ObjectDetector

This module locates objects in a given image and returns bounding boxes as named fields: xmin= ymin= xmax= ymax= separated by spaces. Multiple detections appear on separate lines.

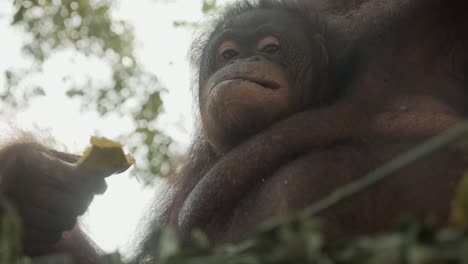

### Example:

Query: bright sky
xmin=0 ymin=0 xmax=233 ymax=257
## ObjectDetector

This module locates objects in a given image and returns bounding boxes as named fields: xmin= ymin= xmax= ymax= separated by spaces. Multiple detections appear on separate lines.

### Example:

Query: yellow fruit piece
xmin=76 ymin=136 xmax=135 ymax=175
xmin=451 ymin=172 xmax=468 ymax=229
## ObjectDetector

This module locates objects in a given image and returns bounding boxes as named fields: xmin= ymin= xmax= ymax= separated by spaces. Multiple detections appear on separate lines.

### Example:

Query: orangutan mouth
xmin=244 ymin=78 xmax=281 ymax=90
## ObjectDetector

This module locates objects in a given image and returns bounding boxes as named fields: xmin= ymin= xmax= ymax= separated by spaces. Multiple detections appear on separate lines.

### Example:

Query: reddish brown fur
xmin=164 ymin=0 xmax=468 ymax=244
xmin=0 ymin=1 xmax=467 ymax=263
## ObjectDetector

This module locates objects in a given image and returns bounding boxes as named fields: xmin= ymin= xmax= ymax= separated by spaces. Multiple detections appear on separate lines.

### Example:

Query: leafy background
xmin=0 ymin=0 xmax=220 ymax=256
xmin=3 ymin=0 xmax=219 ymax=185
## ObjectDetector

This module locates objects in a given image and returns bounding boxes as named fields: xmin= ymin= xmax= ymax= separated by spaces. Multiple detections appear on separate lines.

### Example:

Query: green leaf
xmin=451 ymin=172 xmax=468 ymax=229
xmin=202 ymin=0 xmax=217 ymax=14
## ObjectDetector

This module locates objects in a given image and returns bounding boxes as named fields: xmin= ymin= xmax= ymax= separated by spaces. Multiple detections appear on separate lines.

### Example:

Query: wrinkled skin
xmin=199 ymin=8 xmax=328 ymax=154
xmin=0 ymin=1 xmax=467 ymax=263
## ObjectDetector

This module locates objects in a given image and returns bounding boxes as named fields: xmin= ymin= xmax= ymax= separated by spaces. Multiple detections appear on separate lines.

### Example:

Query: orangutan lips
xmin=244 ymin=78 xmax=280 ymax=90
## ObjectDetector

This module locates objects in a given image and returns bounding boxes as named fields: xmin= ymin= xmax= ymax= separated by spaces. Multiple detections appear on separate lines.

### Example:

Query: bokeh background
xmin=0 ymin=0 xmax=233 ymax=257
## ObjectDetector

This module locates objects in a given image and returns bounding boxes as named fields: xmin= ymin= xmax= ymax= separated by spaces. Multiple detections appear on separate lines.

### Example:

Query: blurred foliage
xmin=0 ymin=196 xmax=23 ymax=263
xmin=0 ymin=122 xmax=464 ymax=263
xmin=1 ymin=170 xmax=466 ymax=263
xmin=9 ymin=0 xmax=145 ymax=114
xmin=4 ymin=0 xmax=179 ymax=185
xmin=451 ymin=172 xmax=468 ymax=229
xmin=5 ymin=195 xmax=468 ymax=264
xmin=3 ymin=0 xmax=224 ymax=184
xmin=201 ymin=0 xmax=218 ymax=13
xmin=173 ymin=0 xmax=218 ymax=28
xmin=129 ymin=216 xmax=468 ymax=264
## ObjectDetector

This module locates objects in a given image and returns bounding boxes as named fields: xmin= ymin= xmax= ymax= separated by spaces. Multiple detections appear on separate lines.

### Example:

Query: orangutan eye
xmin=257 ymin=36 xmax=281 ymax=54
xmin=221 ymin=49 xmax=239 ymax=60
xmin=218 ymin=40 xmax=240 ymax=60
xmin=261 ymin=44 xmax=280 ymax=54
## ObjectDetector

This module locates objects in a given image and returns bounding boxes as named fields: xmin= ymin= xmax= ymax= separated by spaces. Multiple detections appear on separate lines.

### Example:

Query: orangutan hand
xmin=0 ymin=142 xmax=110 ymax=249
